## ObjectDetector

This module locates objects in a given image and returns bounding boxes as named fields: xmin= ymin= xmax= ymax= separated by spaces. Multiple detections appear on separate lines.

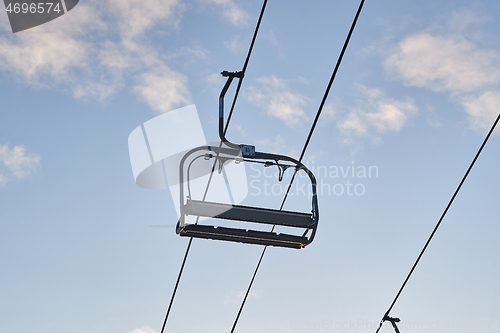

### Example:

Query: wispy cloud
xmin=0 ymin=144 xmax=41 ymax=187
xmin=385 ymin=33 xmax=500 ymax=93
xmin=384 ymin=11 xmax=500 ymax=132
xmin=133 ymin=64 xmax=191 ymax=113
xmin=0 ymin=3 xmax=111 ymax=98
xmin=0 ymin=32 xmax=87 ymax=84
xmin=460 ymin=90 xmax=500 ymax=132
xmin=337 ymin=86 xmax=417 ymax=142
xmin=0 ymin=0 xmax=192 ymax=112
xmin=246 ymin=75 xmax=308 ymax=127
xmin=322 ymin=103 xmax=337 ymax=120
xmin=127 ymin=326 xmax=158 ymax=333
xmin=203 ymin=0 xmax=249 ymax=26
xmin=224 ymin=34 xmax=250 ymax=53
xmin=109 ymin=0 xmax=182 ymax=40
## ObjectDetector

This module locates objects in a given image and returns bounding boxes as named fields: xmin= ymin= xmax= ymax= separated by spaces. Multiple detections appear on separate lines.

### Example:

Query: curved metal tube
xmin=218 ymin=71 xmax=243 ymax=150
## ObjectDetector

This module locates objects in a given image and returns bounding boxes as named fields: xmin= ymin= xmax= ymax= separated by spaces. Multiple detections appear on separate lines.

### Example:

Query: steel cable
xmin=230 ymin=1 xmax=366 ymax=332
xmin=158 ymin=2 xmax=268 ymax=331
xmin=374 ymin=111 xmax=500 ymax=333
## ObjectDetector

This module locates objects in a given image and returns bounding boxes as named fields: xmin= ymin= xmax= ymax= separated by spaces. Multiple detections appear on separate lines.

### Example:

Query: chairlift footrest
xmin=178 ymin=224 xmax=308 ymax=249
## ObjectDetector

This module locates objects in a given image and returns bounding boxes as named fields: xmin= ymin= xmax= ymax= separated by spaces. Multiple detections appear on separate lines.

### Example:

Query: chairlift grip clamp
xmin=221 ymin=70 xmax=244 ymax=78
xmin=383 ymin=315 xmax=402 ymax=333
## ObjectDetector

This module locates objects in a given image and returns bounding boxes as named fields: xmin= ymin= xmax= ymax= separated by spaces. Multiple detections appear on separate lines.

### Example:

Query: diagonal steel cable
xmin=159 ymin=2 xmax=268 ymax=331
xmin=230 ymin=1 xmax=366 ymax=332
xmin=374 ymin=111 xmax=500 ymax=333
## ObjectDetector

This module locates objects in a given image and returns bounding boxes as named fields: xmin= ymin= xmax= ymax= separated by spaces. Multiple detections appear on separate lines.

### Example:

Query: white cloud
xmin=203 ymin=0 xmax=249 ymax=26
xmin=0 ymin=3 xmax=111 ymax=98
xmin=0 ymin=144 xmax=41 ymax=187
xmin=176 ymin=45 xmax=209 ymax=62
xmin=133 ymin=65 xmax=191 ymax=113
xmin=0 ymin=0 xmax=193 ymax=110
xmin=99 ymin=41 xmax=136 ymax=73
xmin=205 ymin=72 xmax=224 ymax=86
xmin=109 ymin=0 xmax=182 ymax=40
xmin=338 ymin=112 xmax=368 ymax=137
xmin=446 ymin=11 xmax=488 ymax=35
xmin=337 ymin=86 xmax=417 ymax=140
xmin=0 ymin=32 xmax=88 ymax=84
xmin=127 ymin=326 xmax=158 ymax=333
xmin=367 ymin=100 xmax=416 ymax=133
xmin=202 ymin=72 xmax=225 ymax=95
xmin=460 ymin=91 xmax=500 ymax=132
xmin=260 ymin=30 xmax=284 ymax=57
xmin=224 ymin=34 xmax=250 ymax=53
xmin=96 ymin=38 xmax=194 ymax=111
xmin=246 ymin=75 xmax=308 ymax=127
xmin=385 ymin=33 xmax=500 ymax=93
xmin=322 ymin=103 xmax=336 ymax=120
xmin=384 ymin=12 xmax=500 ymax=133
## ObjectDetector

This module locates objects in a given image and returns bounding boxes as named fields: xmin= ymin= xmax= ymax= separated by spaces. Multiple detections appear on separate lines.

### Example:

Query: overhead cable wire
xmin=374 ymin=111 xmax=500 ymax=333
xmin=280 ymin=0 xmax=365 ymax=209
xmin=158 ymin=2 xmax=268 ymax=332
xmin=160 ymin=160 xmax=219 ymax=333
xmin=230 ymin=1 xmax=366 ymax=332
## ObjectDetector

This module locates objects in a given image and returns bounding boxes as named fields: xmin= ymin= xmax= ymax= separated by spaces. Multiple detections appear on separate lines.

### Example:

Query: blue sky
xmin=1 ymin=1 xmax=499 ymax=333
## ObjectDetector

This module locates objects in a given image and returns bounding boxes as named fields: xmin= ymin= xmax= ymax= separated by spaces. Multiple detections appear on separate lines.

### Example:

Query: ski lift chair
xmin=176 ymin=71 xmax=319 ymax=249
